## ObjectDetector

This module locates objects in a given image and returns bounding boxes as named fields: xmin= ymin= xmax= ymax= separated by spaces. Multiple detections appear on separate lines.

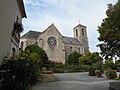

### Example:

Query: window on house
xmin=21 ymin=41 xmax=24 ymax=50
xmin=82 ymin=28 xmax=84 ymax=36
xmin=78 ymin=47 xmax=80 ymax=53
xmin=12 ymin=47 xmax=16 ymax=54
xmin=16 ymin=15 xmax=19 ymax=21
xmin=76 ymin=29 xmax=78 ymax=36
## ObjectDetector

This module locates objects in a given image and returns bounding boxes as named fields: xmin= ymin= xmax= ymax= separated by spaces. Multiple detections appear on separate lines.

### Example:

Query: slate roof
xmin=21 ymin=30 xmax=41 ymax=39
xmin=63 ymin=36 xmax=83 ymax=46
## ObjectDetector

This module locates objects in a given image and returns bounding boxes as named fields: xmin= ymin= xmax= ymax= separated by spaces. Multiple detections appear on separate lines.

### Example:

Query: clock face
xmin=47 ymin=36 xmax=57 ymax=48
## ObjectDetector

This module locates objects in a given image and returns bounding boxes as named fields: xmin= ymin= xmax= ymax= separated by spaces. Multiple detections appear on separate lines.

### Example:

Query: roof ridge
xmin=42 ymin=23 xmax=63 ymax=36
xmin=63 ymin=36 xmax=76 ymax=39
xmin=21 ymin=30 xmax=41 ymax=39
xmin=29 ymin=30 xmax=41 ymax=33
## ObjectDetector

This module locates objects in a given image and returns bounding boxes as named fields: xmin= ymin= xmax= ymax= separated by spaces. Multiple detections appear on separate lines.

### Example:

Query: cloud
xmin=23 ymin=0 xmax=117 ymax=52
xmin=23 ymin=0 xmax=46 ymax=9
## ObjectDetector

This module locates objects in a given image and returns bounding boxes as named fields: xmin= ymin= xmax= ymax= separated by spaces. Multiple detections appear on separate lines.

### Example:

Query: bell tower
xmin=73 ymin=24 xmax=89 ymax=52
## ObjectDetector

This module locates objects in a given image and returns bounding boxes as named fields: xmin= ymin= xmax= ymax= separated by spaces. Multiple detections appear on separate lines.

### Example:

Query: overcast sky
xmin=22 ymin=0 xmax=117 ymax=52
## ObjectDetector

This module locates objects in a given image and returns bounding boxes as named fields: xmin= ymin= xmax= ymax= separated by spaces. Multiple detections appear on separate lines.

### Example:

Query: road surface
xmin=32 ymin=72 xmax=117 ymax=90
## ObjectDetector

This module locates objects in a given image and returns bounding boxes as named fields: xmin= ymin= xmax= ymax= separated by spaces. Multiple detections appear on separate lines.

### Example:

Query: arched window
xmin=21 ymin=41 xmax=24 ymax=50
xmin=82 ymin=28 xmax=84 ymax=36
xmin=12 ymin=47 xmax=16 ymax=54
xmin=78 ymin=47 xmax=80 ymax=53
xmin=76 ymin=29 xmax=78 ymax=36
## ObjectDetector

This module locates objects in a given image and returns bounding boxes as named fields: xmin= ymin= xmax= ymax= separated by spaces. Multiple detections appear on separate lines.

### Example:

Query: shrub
xmin=52 ymin=68 xmax=65 ymax=73
xmin=25 ymin=45 xmax=48 ymax=70
xmin=105 ymin=69 xmax=117 ymax=79
xmin=94 ymin=62 xmax=104 ymax=73
xmin=43 ymin=61 xmax=90 ymax=73
xmin=88 ymin=65 xmax=96 ymax=76
xmin=68 ymin=51 xmax=82 ymax=65
xmin=0 ymin=51 xmax=40 ymax=90
xmin=104 ymin=60 xmax=114 ymax=69
xmin=79 ymin=52 xmax=103 ymax=66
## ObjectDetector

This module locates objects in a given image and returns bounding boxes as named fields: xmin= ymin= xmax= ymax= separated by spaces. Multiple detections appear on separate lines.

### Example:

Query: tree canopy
xmin=97 ymin=1 xmax=120 ymax=59
xmin=79 ymin=52 xmax=103 ymax=66
xmin=68 ymin=51 xmax=82 ymax=65
xmin=25 ymin=45 xmax=48 ymax=65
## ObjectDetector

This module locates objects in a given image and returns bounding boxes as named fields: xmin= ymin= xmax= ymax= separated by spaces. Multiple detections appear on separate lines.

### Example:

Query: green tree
xmin=97 ymin=1 xmax=120 ymax=59
xmin=25 ymin=45 xmax=48 ymax=69
xmin=104 ymin=60 xmax=114 ymax=69
xmin=68 ymin=51 xmax=82 ymax=65
xmin=79 ymin=52 xmax=103 ymax=66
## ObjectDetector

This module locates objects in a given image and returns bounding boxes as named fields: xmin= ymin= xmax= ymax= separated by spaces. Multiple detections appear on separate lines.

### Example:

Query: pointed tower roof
xmin=73 ymin=24 xmax=86 ymax=29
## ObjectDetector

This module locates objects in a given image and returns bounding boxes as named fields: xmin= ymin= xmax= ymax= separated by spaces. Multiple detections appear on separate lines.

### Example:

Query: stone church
xmin=20 ymin=24 xmax=89 ymax=64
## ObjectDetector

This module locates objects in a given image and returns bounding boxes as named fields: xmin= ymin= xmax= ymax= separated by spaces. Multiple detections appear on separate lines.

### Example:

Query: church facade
xmin=20 ymin=24 xmax=89 ymax=64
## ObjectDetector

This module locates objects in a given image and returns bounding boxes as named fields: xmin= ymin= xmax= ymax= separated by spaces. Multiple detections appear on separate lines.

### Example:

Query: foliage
xmin=67 ymin=65 xmax=90 ymax=72
xmin=88 ymin=64 xmax=97 ymax=76
xmin=79 ymin=52 xmax=103 ymax=66
xmin=44 ymin=61 xmax=90 ymax=73
xmin=25 ymin=45 xmax=48 ymax=69
xmin=79 ymin=52 xmax=103 ymax=76
xmin=104 ymin=60 xmax=114 ymax=69
xmin=105 ymin=69 xmax=117 ymax=79
xmin=14 ymin=21 xmax=23 ymax=32
xmin=94 ymin=61 xmax=104 ymax=73
xmin=68 ymin=51 xmax=82 ymax=65
xmin=12 ymin=21 xmax=23 ymax=36
xmin=97 ymin=1 xmax=120 ymax=59
xmin=51 ymin=68 xmax=65 ymax=73
xmin=0 ymin=51 xmax=40 ymax=90
xmin=114 ymin=77 xmax=120 ymax=80
xmin=115 ymin=60 xmax=120 ymax=71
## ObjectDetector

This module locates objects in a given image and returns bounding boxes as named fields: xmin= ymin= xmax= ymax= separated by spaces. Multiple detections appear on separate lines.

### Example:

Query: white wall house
xmin=0 ymin=0 xmax=27 ymax=64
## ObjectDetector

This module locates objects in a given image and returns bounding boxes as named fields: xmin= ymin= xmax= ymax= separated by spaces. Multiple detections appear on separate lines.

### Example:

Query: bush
xmin=79 ymin=52 xmax=103 ymax=66
xmin=68 ymin=51 xmax=82 ymax=65
xmin=88 ymin=65 xmax=96 ymax=76
xmin=43 ymin=61 xmax=90 ymax=73
xmin=51 ymin=68 xmax=65 ymax=73
xmin=67 ymin=65 xmax=90 ymax=72
xmin=25 ymin=45 xmax=48 ymax=70
xmin=0 ymin=51 xmax=40 ymax=90
xmin=105 ymin=70 xmax=117 ymax=79
xmin=104 ymin=60 xmax=114 ymax=69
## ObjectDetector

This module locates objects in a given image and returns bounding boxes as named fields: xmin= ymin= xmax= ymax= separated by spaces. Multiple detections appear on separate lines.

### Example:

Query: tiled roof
xmin=21 ymin=30 xmax=41 ymax=39
xmin=63 ymin=36 xmax=82 ymax=45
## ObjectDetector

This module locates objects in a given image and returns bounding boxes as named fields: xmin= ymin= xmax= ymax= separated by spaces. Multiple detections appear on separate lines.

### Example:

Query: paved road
xmin=32 ymin=72 xmax=117 ymax=90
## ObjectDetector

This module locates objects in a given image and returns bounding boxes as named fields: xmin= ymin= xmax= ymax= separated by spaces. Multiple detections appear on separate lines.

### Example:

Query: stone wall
xmin=37 ymin=25 xmax=66 ymax=64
